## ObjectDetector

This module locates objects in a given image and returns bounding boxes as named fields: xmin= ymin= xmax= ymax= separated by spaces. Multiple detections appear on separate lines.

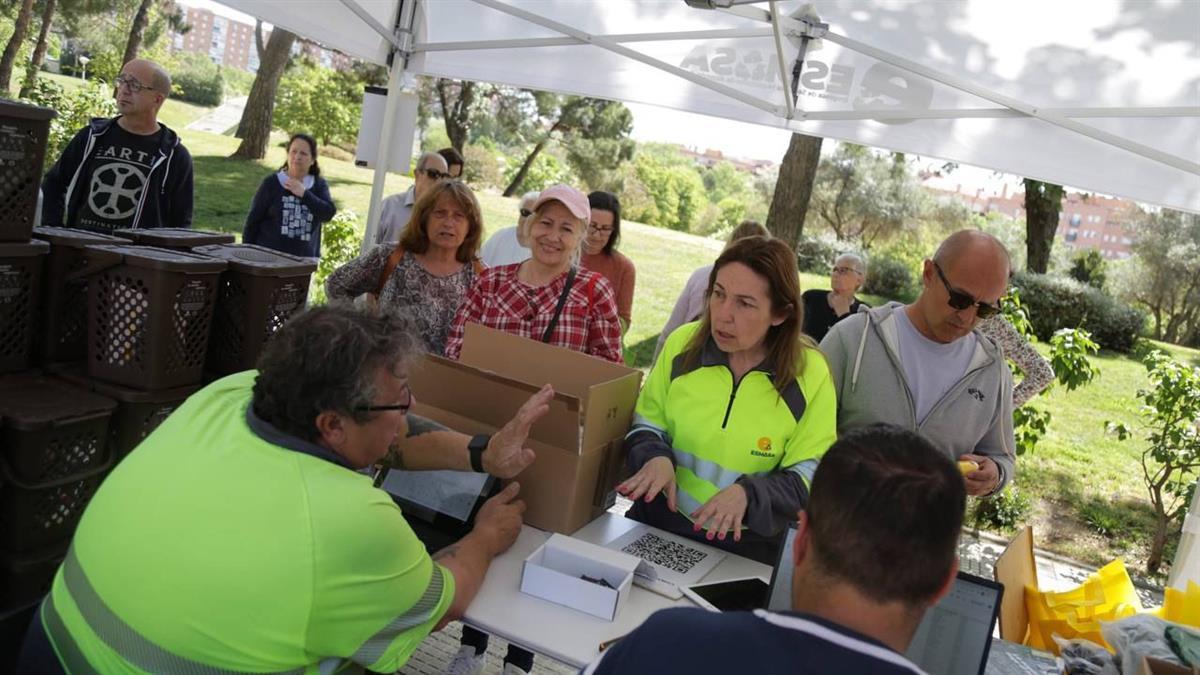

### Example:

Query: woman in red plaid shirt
xmin=445 ymin=184 xmax=624 ymax=364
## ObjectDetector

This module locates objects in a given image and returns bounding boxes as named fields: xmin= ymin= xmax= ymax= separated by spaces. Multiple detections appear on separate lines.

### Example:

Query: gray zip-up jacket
xmin=819 ymin=302 xmax=1016 ymax=492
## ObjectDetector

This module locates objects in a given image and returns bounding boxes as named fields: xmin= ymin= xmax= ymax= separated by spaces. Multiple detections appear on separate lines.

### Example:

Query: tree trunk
xmin=1147 ymin=511 xmax=1170 ymax=575
xmin=766 ymin=133 xmax=823 ymax=251
xmin=1023 ymin=178 xmax=1063 ymax=274
xmin=17 ymin=0 xmax=55 ymax=99
xmin=502 ymin=137 xmax=549 ymax=197
xmin=0 ymin=0 xmax=36 ymax=93
xmin=231 ymin=25 xmax=296 ymax=160
xmin=121 ymin=0 xmax=154 ymax=66
xmin=436 ymin=79 xmax=476 ymax=153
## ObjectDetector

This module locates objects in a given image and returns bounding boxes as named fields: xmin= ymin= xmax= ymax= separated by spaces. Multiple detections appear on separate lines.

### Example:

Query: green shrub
xmin=1068 ymin=248 xmax=1108 ymax=290
xmin=1011 ymin=271 xmax=1144 ymax=352
xmin=308 ymin=210 xmax=361 ymax=305
xmin=1014 ymin=405 xmax=1051 ymax=456
xmin=970 ymin=486 xmax=1032 ymax=532
xmin=170 ymin=54 xmax=224 ymax=107
xmin=1049 ymin=328 xmax=1100 ymax=391
xmin=795 ymin=237 xmax=842 ymax=274
xmin=861 ymin=254 xmax=915 ymax=302
xmin=20 ymin=78 xmax=117 ymax=159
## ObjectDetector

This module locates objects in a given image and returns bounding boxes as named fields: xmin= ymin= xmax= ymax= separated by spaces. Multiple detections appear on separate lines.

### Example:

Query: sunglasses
xmin=354 ymin=386 xmax=413 ymax=416
xmin=422 ymin=168 xmax=450 ymax=181
xmin=933 ymin=261 xmax=1002 ymax=318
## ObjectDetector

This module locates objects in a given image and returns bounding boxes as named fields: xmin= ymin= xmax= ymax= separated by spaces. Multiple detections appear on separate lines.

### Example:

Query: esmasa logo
xmin=679 ymin=46 xmax=933 ymax=124
xmin=751 ymin=436 xmax=775 ymax=458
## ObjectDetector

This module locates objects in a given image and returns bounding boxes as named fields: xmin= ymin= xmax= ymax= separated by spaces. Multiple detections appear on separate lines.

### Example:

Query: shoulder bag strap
xmin=542 ymin=267 xmax=578 ymax=343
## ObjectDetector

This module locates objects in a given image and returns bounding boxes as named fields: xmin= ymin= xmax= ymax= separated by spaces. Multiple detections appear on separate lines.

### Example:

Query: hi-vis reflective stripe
xmin=672 ymin=447 xmax=769 ymax=493
xmin=52 ymin=546 xmax=306 ymax=675
xmin=350 ymin=565 xmax=446 ymax=667
xmin=42 ymin=593 xmax=98 ymax=675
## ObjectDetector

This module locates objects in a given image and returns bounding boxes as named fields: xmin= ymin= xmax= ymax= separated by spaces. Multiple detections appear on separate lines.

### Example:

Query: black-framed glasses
xmin=519 ymin=208 xmax=533 ymax=218
xmin=831 ymin=265 xmax=861 ymax=275
xmin=933 ymin=261 xmax=1002 ymax=318
xmin=354 ymin=386 xmax=413 ymax=415
xmin=422 ymin=168 xmax=450 ymax=181
xmin=114 ymin=74 xmax=154 ymax=93
xmin=588 ymin=224 xmax=613 ymax=234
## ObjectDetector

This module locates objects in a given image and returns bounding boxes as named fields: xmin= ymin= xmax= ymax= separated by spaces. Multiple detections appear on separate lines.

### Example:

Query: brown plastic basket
xmin=84 ymin=244 xmax=226 ymax=390
xmin=0 ymin=542 xmax=66 ymax=608
xmin=192 ymin=244 xmax=317 ymax=376
xmin=0 ymin=374 xmax=116 ymax=486
xmin=93 ymin=377 xmax=195 ymax=462
xmin=112 ymin=228 xmax=235 ymax=250
xmin=0 ymin=240 xmax=49 ymax=373
xmin=31 ymin=227 xmax=128 ymax=364
xmin=0 ymin=459 xmax=111 ymax=553
xmin=0 ymin=101 xmax=55 ymax=242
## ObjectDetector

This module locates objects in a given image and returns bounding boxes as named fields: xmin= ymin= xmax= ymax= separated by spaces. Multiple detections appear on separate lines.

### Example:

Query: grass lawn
xmin=163 ymin=122 xmax=1200 ymax=582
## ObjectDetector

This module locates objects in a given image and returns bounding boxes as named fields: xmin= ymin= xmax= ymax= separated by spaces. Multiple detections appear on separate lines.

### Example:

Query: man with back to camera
xmin=375 ymin=151 xmax=449 ymax=245
xmin=585 ymin=424 xmax=966 ymax=674
xmin=41 ymin=58 xmax=194 ymax=232
xmin=820 ymin=229 xmax=1017 ymax=497
xmin=18 ymin=304 xmax=554 ymax=674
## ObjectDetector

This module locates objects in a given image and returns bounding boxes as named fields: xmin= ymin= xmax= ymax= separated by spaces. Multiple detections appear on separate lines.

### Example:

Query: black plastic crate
xmin=0 ymin=100 xmax=55 ymax=242
xmin=113 ymin=228 xmax=235 ymax=250
xmin=0 ymin=240 xmax=49 ymax=373
xmin=0 ymin=542 xmax=64 ymax=608
xmin=0 ymin=374 xmax=115 ymax=485
xmin=0 ymin=459 xmax=111 ymax=553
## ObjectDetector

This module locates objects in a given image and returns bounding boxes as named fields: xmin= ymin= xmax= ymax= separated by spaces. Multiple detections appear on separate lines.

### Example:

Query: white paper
xmin=604 ymin=525 xmax=724 ymax=588
xmin=381 ymin=470 xmax=488 ymax=522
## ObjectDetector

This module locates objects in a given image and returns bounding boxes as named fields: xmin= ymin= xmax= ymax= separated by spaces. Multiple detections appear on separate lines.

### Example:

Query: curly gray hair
xmin=252 ymin=303 xmax=422 ymax=442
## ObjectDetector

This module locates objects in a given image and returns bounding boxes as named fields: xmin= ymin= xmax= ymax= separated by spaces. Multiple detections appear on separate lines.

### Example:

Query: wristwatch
xmin=468 ymin=434 xmax=490 ymax=473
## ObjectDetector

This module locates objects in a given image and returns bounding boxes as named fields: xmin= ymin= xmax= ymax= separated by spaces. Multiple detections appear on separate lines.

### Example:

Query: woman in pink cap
xmin=444 ymin=183 xmax=623 ymax=364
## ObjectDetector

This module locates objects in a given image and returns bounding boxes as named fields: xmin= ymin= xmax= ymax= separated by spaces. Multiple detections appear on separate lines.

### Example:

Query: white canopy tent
xmin=222 ymin=0 xmax=1199 ymax=584
xmin=223 ymin=0 xmax=1200 ymax=246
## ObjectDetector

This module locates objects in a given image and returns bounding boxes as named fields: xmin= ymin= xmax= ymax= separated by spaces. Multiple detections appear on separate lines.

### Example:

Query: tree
xmin=1068 ymin=248 xmax=1107 ymax=290
xmin=1117 ymin=207 xmax=1200 ymax=344
xmin=502 ymin=94 xmax=633 ymax=197
xmin=121 ymin=0 xmax=187 ymax=66
xmin=231 ymin=22 xmax=296 ymax=160
xmin=0 ymin=0 xmax=36 ymax=92
xmin=273 ymin=60 xmax=362 ymax=146
xmin=17 ymin=0 xmax=56 ymax=99
xmin=1107 ymin=350 xmax=1200 ymax=574
xmin=808 ymin=143 xmax=927 ymax=248
xmin=1023 ymin=178 xmax=1063 ymax=273
xmin=435 ymin=78 xmax=480 ymax=153
xmin=766 ymin=133 xmax=822 ymax=250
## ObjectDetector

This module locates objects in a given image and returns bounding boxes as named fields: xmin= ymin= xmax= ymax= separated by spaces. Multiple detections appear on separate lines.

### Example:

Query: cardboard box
xmin=1140 ymin=656 xmax=1200 ymax=675
xmin=409 ymin=323 xmax=642 ymax=534
xmin=519 ymin=533 xmax=639 ymax=620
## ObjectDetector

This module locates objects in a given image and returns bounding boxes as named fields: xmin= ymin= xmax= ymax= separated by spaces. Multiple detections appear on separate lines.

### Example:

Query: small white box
xmin=520 ymin=534 xmax=639 ymax=621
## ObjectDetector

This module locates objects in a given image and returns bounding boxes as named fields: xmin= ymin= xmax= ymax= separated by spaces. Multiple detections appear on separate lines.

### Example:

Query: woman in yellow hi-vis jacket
xmin=619 ymin=236 xmax=838 ymax=564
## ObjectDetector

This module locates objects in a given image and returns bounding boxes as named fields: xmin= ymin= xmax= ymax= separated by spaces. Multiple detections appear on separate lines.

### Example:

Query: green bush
xmin=274 ymin=60 xmax=362 ymax=146
xmin=1011 ymin=271 xmax=1144 ymax=352
xmin=795 ymin=237 xmax=842 ymax=274
xmin=170 ymin=53 xmax=224 ymax=107
xmin=20 ymin=78 xmax=117 ymax=160
xmin=861 ymin=254 xmax=915 ymax=302
xmin=308 ymin=210 xmax=362 ymax=305
xmin=970 ymin=486 xmax=1032 ymax=531
xmin=1068 ymin=248 xmax=1108 ymax=290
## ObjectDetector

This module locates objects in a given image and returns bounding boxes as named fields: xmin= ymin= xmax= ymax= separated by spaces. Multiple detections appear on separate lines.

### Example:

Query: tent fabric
xmin=222 ymin=0 xmax=1200 ymax=213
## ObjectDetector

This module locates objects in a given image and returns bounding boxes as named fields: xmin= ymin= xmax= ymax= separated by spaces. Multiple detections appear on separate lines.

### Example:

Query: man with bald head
xmin=374 ymin=151 xmax=450 ymax=245
xmin=820 ymin=230 xmax=1016 ymax=497
xmin=42 ymin=58 xmax=193 ymax=231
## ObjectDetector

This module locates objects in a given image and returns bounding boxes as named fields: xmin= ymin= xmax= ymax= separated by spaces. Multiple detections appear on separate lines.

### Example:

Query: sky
xmin=184 ymin=0 xmax=1028 ymax=198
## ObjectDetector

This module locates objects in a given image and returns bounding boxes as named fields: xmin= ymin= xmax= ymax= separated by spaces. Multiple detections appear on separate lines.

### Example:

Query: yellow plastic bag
xmin=1024 ymin=559 xmax=1143 ymax=653
xmin=1158 ymin=581 xmax=1200 ymax=628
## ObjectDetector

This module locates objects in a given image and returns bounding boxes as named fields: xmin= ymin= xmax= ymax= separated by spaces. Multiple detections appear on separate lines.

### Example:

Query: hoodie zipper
xmin=721 ymin=371 xmax=747 ymax=429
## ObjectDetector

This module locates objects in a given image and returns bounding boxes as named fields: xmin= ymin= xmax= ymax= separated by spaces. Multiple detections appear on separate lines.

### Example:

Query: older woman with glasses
xmin=581 ymin=191 xmax=636 ymax=335
xmin=801 ymin=253 xmax=869 ymax=342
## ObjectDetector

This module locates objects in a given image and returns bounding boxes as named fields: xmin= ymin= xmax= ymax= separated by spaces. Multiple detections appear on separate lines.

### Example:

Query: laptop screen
xmin=377 ymin=468 xmax=493 ymax=523
xmin=766 ymin=524 xmax=799 ymax=611
xmin=904 ymin=572 xmax=1003 ymax=675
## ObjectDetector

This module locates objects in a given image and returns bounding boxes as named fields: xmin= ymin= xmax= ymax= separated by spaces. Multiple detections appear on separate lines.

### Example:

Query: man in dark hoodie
xmin=41 ymin=58 xmax=193 ymax=232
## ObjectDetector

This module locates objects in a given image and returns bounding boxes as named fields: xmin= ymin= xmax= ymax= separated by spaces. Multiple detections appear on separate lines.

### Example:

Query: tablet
xmin=681 ymin=576 xmax=770 ymax=612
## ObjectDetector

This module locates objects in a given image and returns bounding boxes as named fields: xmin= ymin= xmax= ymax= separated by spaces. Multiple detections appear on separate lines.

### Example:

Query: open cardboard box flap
xmin=409 ymin=324 xmax=642 ymax=533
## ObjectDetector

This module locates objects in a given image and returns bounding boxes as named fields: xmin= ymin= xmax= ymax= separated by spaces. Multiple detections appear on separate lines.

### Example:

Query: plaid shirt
xmin=445 ymin=264 xmax=624 ymax=363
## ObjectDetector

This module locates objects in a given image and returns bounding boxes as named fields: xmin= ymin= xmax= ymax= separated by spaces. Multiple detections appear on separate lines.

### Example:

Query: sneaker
xmin=444 ymin=645 xmax=485 ymax=675
xmin=501 ymin=663 xmax=531 ymax=675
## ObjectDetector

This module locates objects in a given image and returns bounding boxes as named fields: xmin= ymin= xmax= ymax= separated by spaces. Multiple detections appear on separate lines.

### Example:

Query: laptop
xmin=766 ymin=524 xmax=1003 ymax=675
xmin=374 ymin=466 xmax=498 ymax=553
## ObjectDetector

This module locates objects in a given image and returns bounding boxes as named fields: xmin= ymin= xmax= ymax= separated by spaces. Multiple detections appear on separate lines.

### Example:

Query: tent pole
xmin=767 ymin=1 xmax=795 ymax=119
xmin=416 ymin=28 xmax=773 ymax=53
xmin=361 ymin=0 xmax=418 ymax=253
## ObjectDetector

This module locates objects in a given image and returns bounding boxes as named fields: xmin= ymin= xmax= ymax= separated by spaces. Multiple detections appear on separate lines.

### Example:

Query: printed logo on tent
xmin=87 ymin=162 xmax=147 ymax=220
xmin=679 ymin=47 xmax=932 ymax=123
xmin=280 ymin=195 xmax=314 ymax=242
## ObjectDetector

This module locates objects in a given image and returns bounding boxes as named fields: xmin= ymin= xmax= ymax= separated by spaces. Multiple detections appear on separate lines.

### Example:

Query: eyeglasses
xmin=932 ymin=261 xmax=1002 ymax=318
xmin=831 ymin=266 xmax=862 ymax=275
xmin=114 ymin=74 xmax=154 ymax=94
xmin=354 ymin=386 xmax=414 ymax=415
xmin=422 ymin=168 xmax=450 ymax=181
xmin=588 ymin=224 xmax=613 ymax=234
xmin=519 ymin=208 xmax=533 ymax=218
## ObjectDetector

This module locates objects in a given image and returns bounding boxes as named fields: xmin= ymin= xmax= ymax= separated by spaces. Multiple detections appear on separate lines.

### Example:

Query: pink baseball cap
xmin=531 ymin=184 xmax=590 ymax=222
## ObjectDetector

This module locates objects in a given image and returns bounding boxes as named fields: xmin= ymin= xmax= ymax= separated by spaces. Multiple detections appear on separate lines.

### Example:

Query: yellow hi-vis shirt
xmin=634 ymin=322 xmax=838 ymax=518
xmin=41 ymin=370 xmax=454 ymax=674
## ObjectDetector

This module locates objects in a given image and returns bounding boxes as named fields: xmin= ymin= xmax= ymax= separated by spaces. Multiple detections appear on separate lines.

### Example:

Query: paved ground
xmin=399 ymin=497 xmax=1164 ymax=674
xmin=184 ymin=95 xmax=247 ymax=135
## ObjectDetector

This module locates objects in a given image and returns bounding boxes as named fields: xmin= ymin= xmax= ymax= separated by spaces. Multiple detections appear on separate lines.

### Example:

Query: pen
xmin=598 ymin=633 xmax=628 ymax=652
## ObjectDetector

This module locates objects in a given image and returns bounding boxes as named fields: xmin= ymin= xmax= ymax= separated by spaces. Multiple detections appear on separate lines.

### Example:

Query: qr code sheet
xmin=621 ymin=532 xmax=709 ymax=574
